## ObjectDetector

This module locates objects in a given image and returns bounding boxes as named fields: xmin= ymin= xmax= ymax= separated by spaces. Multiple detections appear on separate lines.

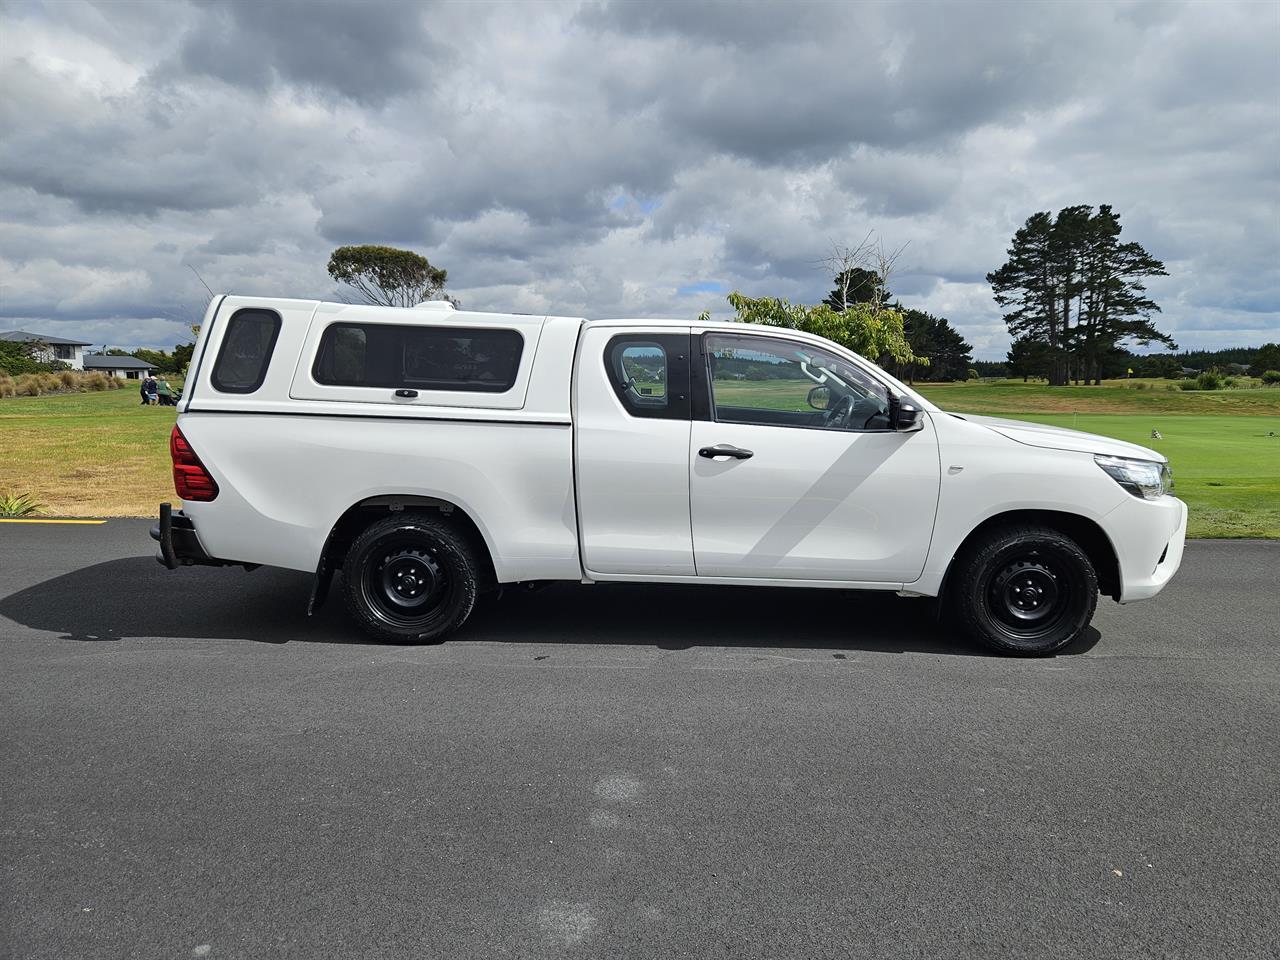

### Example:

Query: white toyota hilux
xmin=152 ymin=295 xmax=1186 ymax=655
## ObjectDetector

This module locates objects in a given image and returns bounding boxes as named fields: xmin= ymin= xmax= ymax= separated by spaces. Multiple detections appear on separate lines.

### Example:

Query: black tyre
xmin=342 ymin=513 xmax=478 ymax=644
xmin=951 ymin=525 xmax=1098 ymax=656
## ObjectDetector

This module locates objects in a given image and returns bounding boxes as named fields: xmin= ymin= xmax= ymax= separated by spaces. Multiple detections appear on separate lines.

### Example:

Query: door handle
xmin=394 ymin=389 xmax=418 ymax=398
xmin=698 ymin=444 xmax=754 ymax=460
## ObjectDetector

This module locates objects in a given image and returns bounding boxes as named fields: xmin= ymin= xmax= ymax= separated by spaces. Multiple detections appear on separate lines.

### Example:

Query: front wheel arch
xmin=939 ymin=509 xmax=1121 ymax=603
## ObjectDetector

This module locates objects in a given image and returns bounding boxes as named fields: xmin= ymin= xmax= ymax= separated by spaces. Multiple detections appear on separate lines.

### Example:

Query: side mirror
xmin=892 ymin=399 xmax=924 ymax=432
xmin=807 ymin=385 xmax=831 ymax=411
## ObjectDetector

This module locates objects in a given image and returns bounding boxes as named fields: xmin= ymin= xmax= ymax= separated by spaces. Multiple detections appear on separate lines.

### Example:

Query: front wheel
xmin=342 ymin=513 xmax=478 ymax=644
xmin=950 ymin=525 xmax=1098 ymax=656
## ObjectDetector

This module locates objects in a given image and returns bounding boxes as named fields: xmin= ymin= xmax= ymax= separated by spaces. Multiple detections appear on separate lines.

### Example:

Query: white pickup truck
xmin=152 ymin=295 xmax=1186 ymax=655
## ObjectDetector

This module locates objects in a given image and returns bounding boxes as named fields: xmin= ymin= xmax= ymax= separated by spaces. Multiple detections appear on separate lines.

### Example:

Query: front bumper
xmin=150 ymin=502 xmax=240 ymax=569
xmin=1104 ymin=495 xmax=1188 ymax=603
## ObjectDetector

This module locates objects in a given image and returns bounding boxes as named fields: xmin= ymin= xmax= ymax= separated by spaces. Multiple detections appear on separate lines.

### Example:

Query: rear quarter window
xmin=312 ymin=323 xmax=524 ymax=393
xmin=211 ymin=309 xmax=282 ymax=394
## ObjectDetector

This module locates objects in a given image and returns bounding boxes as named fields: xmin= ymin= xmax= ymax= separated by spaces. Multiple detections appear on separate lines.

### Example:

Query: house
xmin=83 ymin=355 xmax=158 ymax=380
xmin=0 ymin=330 xmax=92 ymax=370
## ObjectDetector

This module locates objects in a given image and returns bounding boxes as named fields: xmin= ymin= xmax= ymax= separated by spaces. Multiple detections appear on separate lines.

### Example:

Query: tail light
xmin=170 ymin=425 xmax=219 ymax=501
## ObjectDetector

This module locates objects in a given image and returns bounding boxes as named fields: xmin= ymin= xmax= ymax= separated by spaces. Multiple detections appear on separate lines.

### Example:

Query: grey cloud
xmin=174 ymin=0 xmax=444 ymax=104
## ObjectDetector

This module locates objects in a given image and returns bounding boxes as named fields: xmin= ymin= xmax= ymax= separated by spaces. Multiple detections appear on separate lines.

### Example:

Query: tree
xmin=0 ymin=339 xmax=46 ymax=375
xmin=327 ymin=245 xmax=450 ymax=308
xmin=820 ymin=236 xmax=898 ymax=312
xmin=1007 ymin=336 xmax=1053 ymax=381
xmin=988 ymin=205 xmax=1173 ymax=385
xmin=1249 ymin=343 xmax=1280 ymax=378
xmin=720 ymin=292 xmax=917 ymax=366
xmin=895 ymin=309 xmax=973 ymax=383
xmin=824 ymin=267 xmax=889 ymax=311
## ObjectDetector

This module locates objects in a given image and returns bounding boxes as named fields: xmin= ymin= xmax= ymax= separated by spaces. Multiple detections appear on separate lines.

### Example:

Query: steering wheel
xmin=822 ymin=394 xmax=854 ymax=429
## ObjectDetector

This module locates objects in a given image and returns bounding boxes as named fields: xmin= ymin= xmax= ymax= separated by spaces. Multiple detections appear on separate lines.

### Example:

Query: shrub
xmin=1132 ymin=381 xmax=1148 ymax=390
xmin=0 ymin=373 xmax=14 ymax=398
xmin=15 ymin=374 xmax=43 ymax=396
xmin=83 ymin=371 xmax=109 ymax=391
xmin=0 ymin=492 xmax=43 ymax=517
xmin=58 ymin=369 xmax=79 ymax=389
xmin=1165 ymin=383 xmax=1180 ymax=392
xmin=1262 ymin=370 xmax=1280 ymax=386
xmin=36 ymin=372 xmax=61 ymax=392
xmin=966 ymin=368 xmax=979 ymax=380
xmin=1196 ymin=371 xmax=1221 ymax=391
xmin=1177 ymin=379 xmax=1199 ymax=391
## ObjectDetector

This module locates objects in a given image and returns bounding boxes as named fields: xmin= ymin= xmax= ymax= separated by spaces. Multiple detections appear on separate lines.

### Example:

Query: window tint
xmin=313 ymin=323 xmax=523 ymax=393
xmin=705 ymin=334 xmax=891 ymax=431
xmin=211 ymin=309 xmax=281 ymax=394
xmin=605 ymin=334 xmax=690 ymax=419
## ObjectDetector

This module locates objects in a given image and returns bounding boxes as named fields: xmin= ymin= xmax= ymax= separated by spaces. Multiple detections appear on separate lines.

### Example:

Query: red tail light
xmin=170 ymin=425 xmax=219 ymax=501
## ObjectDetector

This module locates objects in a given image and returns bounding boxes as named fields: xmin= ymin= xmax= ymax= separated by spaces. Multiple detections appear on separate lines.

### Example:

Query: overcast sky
xmin=1 ymin=0 xmax=1277 ymax=359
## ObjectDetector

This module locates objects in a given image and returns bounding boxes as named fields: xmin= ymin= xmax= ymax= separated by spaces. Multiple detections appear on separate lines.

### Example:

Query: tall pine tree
xmin=988 ymin=206 xmax=1173 ymax=385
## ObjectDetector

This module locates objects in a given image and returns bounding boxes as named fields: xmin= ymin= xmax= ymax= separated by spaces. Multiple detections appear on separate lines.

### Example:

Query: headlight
xmin=1094 ymin=455 xmax=1174 ymax=500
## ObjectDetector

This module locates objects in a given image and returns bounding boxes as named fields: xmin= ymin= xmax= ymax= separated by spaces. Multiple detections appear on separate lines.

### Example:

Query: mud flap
xmin=307 ymin=527 xmax=338 ymax=616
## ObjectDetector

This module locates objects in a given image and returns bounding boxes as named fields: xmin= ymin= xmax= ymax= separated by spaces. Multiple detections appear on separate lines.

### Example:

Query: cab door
xmin=688 ymin=331 xmax=940 ymax=583
xmin=575 ymin=326 xmax=695 ymax=576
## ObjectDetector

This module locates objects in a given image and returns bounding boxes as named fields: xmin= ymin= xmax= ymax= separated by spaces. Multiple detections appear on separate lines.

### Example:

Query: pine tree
xmin=989 ymin=206 xmax=1172 ymax=386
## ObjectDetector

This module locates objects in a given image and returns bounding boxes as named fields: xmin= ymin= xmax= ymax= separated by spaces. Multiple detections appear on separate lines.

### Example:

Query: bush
xmin=966 ymin=368 xmax=979 ymax=380
xmin=0 ymin=368 xmax=133 ymax=398
xmin=1262 ymin=370 xmax=1280 ymax=386
xmin=15 ymin=374 xmax=43 ymax=396
xmin=1196 ymin=371 xmax=1221 ymax=391
xmin=1177 ymin=379 xmax=1199 ymax=391
xmin=0 ymin=492 xmax=43 ymax=517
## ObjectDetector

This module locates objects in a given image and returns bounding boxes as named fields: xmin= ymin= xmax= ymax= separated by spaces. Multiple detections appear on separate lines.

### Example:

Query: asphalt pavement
xmin=1 ymin=520 xmax=1277 ymax=959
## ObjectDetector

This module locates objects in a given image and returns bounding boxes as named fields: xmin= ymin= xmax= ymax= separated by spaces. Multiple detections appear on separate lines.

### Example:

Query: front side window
xmin=705 ymin=334 xmax=890 ymax=430
xmin=313 ymin=323 xmax=523 ymax=393
xmin=212 ymin=308 xmax=281 ymax=394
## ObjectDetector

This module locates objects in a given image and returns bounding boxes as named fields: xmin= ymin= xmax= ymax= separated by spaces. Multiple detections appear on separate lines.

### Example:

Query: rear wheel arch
xmin=320 ymin=495 xmax=499 ymax=591
xmin=940 ymin=509 xmax=1121 ymax=603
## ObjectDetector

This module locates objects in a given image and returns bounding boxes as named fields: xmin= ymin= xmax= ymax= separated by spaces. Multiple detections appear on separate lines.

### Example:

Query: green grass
xmin=0 ymin=388 xmax=177 ymax=516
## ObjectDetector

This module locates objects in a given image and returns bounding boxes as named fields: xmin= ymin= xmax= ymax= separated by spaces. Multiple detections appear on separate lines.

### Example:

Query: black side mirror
xmin=891 ymin=398 xmax=924 ymax=432
xmin=806 ymin=385 xmax=831 ymax=411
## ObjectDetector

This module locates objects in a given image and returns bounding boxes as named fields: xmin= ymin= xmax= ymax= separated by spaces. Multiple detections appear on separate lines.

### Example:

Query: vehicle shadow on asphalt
xmin=0 ymin=556 xmax=1101 ymax=657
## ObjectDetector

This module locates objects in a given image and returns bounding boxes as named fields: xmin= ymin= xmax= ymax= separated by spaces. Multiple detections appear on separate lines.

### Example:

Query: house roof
xmin=0 ymin=329 xmax=93 ymax=346
xmin=83 ymin=355 xmax=157 ymax=370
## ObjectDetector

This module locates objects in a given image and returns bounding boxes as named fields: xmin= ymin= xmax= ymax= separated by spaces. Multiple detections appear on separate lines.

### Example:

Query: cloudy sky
xmin=1 ymin=0 xmax=1277 ymax=358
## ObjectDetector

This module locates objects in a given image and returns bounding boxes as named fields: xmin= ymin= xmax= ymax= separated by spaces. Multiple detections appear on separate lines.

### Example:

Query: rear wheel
xmin=951 ymin=525 xmax=1097 ymax=656
xmin=342 ymin=513 xmax=478 ymax=643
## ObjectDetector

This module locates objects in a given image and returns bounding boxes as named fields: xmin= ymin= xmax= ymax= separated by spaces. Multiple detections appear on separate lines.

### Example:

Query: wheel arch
xmin=314 ymin=495 xmax=500 ymax=607
xmin=939 ymin=509 xmax=1121 ymax=602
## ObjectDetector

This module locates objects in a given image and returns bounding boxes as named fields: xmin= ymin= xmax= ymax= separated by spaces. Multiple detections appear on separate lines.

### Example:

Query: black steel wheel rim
xmin=988 ymin=555 xmax=1068 ymax=637
xmin=362 ymin=534 xmax=452 ymax=627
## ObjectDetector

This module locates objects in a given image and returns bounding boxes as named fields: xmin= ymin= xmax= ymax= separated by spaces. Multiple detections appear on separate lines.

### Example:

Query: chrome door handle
xmin=698 ymin=444 xmax=754 ymax=460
